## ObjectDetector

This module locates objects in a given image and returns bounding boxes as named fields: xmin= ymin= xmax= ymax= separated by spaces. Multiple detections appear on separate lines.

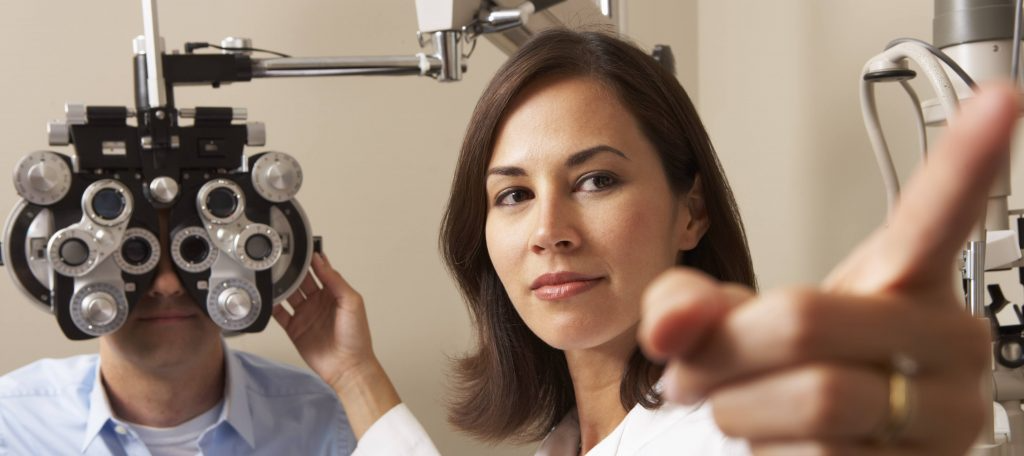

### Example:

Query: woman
xmin=274 ymin=29 xmax=1006 ymax=455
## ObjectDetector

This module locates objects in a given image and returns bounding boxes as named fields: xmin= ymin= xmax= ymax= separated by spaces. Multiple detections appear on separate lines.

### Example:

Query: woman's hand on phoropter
xmin=639 ymin=83 xmax=1018 ymax=455
xmin=273 ymin=253 xmax=400 ymax=438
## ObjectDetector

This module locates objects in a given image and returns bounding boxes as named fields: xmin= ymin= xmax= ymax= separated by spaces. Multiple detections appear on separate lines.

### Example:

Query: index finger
xmin=861 ymin=83 xmax=1017 ymax=290
xmin=639 ymin=267 xmax=752 ymax=361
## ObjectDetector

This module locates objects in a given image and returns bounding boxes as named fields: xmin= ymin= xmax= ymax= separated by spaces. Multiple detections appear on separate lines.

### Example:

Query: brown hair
xmin=440 ymin=29 xmax=756 ymax=443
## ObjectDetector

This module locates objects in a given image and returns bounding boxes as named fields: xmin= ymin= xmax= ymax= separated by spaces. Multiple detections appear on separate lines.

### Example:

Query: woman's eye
xmin=577 ymin=173 xmax=618 ymax=192
xmin=495 ymin=188 xmax=534 ymax=206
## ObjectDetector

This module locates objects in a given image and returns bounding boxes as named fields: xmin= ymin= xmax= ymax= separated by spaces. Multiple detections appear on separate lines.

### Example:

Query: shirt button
xmin=114 ymin=425 xmax=128 ymax=435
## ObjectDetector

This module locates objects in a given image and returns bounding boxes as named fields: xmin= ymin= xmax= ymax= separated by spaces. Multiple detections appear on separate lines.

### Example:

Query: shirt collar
xmin=80 ymin=346 xmax=257 ymax=451
xmin=221 ymin=348 xmax=256 ymax=448
xmin=81 ymin=357 xmax=113 ymax=453
xmin=535 ymin=409 xmax=581 ymax=456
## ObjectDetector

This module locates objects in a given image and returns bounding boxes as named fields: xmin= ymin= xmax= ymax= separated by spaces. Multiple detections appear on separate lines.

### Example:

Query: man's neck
xmin=564 ymin=328 xmax=638 ymax=454
xmin=99 ymin=342 xmax=227 ymax=428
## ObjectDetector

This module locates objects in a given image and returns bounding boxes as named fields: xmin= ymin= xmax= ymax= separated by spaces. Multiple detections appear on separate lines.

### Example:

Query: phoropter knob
xmin=218 ymin=288 xmax=253 ymax=320
xmin=70 ymin=283 xmax=128 ymax=336
xmin=206 ymin=278 xmax=261 ymax=331
xmin=13 ymin=151 xmax=72 ymax=205
xmin=148 ymin=176 xmax=180 ymax=204
xmin=82 ymin=293 xmax=118 ymax=326
xmin=251 ymin=152 xmax=303 ymax=202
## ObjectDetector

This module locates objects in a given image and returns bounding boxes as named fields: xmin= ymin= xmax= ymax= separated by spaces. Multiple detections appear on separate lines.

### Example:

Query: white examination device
xmin=860 ymin=1 xmax=1024 ymax=454
xmin=415 ymin=0 xmax=617 ymax=80
xmin=235 ymin=0 xmax=621 ymax=83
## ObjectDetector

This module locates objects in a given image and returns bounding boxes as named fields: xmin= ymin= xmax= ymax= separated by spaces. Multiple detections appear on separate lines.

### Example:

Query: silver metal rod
xmin=1013 ymin=0 xmax=1023 ymax=84
xmin=434 ymin=31 xmax=462 ymax=82
xmin=140 ymin=0 xmax=166 ymax=108
xmin=251 ymin=55 xmax=440 ymax=78
xmin=966 ymin=240 xmax=987 ymax=317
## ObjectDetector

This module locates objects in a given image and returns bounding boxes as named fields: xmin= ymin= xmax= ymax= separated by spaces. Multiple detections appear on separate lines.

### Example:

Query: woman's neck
xmin=564 ymin=327 xmax=639 ymax=454
xmin=99 ymin=342 xmax=226 ymax=427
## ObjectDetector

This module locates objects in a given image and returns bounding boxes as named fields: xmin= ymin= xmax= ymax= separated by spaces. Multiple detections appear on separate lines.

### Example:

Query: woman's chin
xmin=532 ymin=321 xmax=622 ymax=352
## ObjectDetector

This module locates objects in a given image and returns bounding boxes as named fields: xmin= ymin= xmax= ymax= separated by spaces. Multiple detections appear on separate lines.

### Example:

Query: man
xmin=0 ymin=214 xmax=355 ymax=455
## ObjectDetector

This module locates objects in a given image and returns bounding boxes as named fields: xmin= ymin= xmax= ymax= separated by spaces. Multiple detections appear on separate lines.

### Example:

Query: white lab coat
xmin=353 ymin=400 xmax=750 ymax=455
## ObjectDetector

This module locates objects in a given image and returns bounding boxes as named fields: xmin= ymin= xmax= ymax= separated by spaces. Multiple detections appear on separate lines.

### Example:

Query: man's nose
xmin=147 ymin=242 xmax=186 ymax=298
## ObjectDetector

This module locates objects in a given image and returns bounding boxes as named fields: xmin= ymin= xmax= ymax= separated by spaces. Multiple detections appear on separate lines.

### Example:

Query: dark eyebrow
xmin=485 ymin=145 xmax=629 ymax=180
xmin=565 ymin=145 xmax=629 ymax=167
xmin=486 ymin=166 xmax=527 ymax=179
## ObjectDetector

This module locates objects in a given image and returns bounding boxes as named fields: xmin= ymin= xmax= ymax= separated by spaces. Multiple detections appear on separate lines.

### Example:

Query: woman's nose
xmin=529 ymin=197 xmax=581 ymax=254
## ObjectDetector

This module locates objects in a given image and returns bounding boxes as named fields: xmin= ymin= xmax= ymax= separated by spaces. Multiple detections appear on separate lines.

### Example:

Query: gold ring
xmin=872 ymin=368 xmax=913 ymax=444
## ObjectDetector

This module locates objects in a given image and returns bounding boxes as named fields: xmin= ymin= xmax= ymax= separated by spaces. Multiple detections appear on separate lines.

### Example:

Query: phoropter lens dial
xmin=234 ymin=224 xmax=282 ymax=271
xmin=114 ymin=228 xmax=161 ymax=275
xmin=83 ymin=180 xmax=133 ymax=226
xmin=47 ymin=229 xmax=100 ymax=277
xmin=197 ymin=179 xmax=244 ymax=224
xmin=170 ymin=226 xmax=218 ymax=273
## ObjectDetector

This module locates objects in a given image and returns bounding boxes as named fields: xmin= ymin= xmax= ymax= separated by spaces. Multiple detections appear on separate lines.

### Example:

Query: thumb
xmin=639 ymin=268 xmax=752 ymax=361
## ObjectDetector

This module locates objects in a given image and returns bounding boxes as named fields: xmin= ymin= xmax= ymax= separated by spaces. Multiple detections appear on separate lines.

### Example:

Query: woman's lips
xmin=531 ymin=272 xmax=604 ymax=301
xmin=532 ymin=279 xmax=603 ymax=300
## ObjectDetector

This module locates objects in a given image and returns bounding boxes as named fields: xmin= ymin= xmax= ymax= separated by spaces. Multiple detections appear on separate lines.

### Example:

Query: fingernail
xmin=312 ymin=253 xmax=324 ymax=266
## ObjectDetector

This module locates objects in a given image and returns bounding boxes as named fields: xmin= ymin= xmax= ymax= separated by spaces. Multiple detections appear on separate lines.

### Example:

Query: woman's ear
xmin=676 ymin=175 xmax=709 ymax=251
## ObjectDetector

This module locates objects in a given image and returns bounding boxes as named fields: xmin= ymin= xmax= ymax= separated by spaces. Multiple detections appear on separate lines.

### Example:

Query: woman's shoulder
xmin=616 ymin=401 xmax=750 ymax=455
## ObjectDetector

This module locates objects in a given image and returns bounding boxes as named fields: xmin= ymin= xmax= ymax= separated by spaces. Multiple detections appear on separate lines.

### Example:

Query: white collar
xmin=535 ymin=401 xmax=705 ymax=456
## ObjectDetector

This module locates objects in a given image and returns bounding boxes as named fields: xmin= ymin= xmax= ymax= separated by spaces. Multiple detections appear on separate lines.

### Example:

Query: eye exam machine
xmin=0 ymin=0 xmax=647 ymax=340
xmin=860 ymin=0 xmax=1024 ymax=454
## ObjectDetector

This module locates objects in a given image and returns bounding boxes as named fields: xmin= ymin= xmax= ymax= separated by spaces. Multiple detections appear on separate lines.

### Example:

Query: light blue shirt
xmin=0 ymin=349 xmax=356 ymax=455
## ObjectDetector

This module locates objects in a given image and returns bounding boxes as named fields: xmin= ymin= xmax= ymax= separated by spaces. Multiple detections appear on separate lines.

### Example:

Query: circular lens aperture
xmin=206 ymin=187 xmax=238 ymax=219
xmin=91 ymin=188 xmax=126 ymax=220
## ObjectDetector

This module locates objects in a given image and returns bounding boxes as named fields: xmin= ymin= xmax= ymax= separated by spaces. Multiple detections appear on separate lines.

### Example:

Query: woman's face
xmin=485 ymin=76 xmax=708 ymax=351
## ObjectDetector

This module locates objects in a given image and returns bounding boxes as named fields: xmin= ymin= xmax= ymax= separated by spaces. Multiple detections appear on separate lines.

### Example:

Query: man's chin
xmin=103 ymin=318 xmax=223 ymax=365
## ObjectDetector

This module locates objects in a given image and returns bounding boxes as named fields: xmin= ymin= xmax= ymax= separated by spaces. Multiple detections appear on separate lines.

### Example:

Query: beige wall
xmin=0 ymin=1 xmax=981 ymax=454
xmin=698 ymin=1 xmax=937 ymax=288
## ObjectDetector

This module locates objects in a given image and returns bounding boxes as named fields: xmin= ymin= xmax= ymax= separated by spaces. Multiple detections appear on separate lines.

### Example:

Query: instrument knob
xmin=70 ymin=283 xmax=128 ymax=336
xmin=148 ymin=176 xmax=179 ymax=204
xmin=251 ymin=152 xmax=302 ymax=202
xmin=13 ymin=151 xmax=72 ymax=205
xmin=81 ymin=292 xmax=118 ymax=326
xmin=218 ymin=287 xmax=253 ymax=320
